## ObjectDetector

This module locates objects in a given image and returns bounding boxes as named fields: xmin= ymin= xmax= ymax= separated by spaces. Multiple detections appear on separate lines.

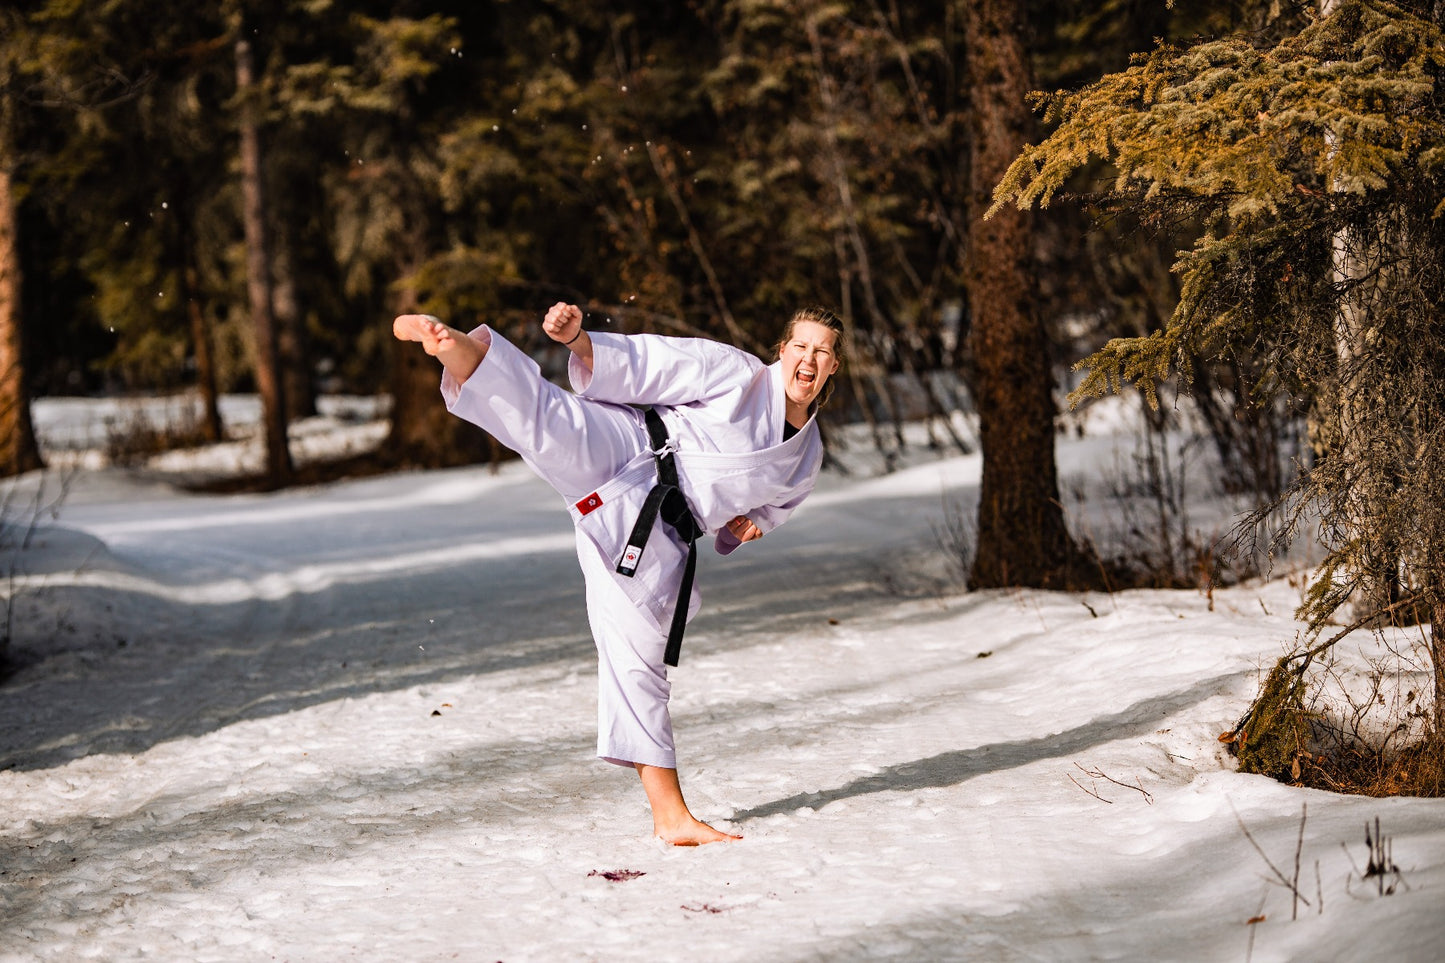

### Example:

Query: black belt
xmin=615 ymin=407 xmax=702 ymax=667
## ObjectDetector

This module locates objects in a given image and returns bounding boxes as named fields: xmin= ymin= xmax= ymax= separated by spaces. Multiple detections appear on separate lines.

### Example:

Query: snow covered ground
xmin=2 ymin=396 xmax=1443 ymax=962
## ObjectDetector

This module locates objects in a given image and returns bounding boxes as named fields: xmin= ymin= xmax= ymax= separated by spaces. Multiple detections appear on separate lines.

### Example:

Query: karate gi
xmin=442 ymin=324 xmax=823 ymax=769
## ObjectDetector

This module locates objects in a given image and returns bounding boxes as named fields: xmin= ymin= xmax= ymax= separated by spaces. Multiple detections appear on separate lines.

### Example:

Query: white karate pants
xmin=445 ymin=327 xmax=678 ymax=769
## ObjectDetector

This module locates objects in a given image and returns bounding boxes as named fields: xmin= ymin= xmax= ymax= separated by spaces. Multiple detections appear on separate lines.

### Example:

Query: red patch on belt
xmin=575 ymin=492 xmax=603 ymax=515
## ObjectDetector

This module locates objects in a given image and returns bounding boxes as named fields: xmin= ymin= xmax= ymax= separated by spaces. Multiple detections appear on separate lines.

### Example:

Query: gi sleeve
xmin=570 ymin=331 xmax=763 ymax=407
xmin=712 ymin=443 xmax=824 ymax=556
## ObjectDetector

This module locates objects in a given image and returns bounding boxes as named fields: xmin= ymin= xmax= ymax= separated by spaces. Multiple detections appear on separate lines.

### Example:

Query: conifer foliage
xmin=994 ymin=0 xmax=1445 ymax=778
xmin=6 ymin=0 xmax=990 ymax=482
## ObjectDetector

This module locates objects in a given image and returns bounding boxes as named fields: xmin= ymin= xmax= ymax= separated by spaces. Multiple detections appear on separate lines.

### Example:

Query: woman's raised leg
xmin=393 ymin=314 xmax=487 ymax=385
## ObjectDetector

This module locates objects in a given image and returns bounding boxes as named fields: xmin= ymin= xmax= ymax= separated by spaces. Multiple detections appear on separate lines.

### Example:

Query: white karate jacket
xmin=567 ymin=331 xmax=825 ymax=631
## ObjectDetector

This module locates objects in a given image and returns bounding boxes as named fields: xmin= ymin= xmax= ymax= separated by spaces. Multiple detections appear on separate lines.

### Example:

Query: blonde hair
xmin=776 ymin=306 xmax=847 ymax=408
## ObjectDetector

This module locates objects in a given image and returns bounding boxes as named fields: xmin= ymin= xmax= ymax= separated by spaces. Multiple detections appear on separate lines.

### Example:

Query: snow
xmin=3 ymin=396 xmax=1443 ymax=963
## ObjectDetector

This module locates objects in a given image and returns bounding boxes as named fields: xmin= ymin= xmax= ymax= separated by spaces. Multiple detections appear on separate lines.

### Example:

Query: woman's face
xmin=779 ymin=320 xmax=840 ymax=410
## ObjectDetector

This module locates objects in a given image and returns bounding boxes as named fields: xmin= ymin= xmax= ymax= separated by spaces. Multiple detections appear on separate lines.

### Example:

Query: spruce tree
xmin=993 ymin=0 xmax=1445 ymax=752
xmin=309 ymin=11 xmax=484 ymax=470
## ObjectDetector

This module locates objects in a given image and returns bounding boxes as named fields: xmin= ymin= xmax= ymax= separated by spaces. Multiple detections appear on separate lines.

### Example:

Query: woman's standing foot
xmin=635 ymin=763 xmax=742 ymax=846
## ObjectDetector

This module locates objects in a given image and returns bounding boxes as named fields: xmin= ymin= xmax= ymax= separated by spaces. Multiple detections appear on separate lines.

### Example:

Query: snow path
xmin=3 ymin=447 xmax=1444 ymax=962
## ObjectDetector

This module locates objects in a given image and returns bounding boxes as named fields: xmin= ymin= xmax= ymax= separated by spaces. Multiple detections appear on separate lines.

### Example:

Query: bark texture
xmin=0 ymin=164 xmax=42 ymax=478
xmin=963 ymin=0 xmax=1079 ymax=588
xmin=235 ymin=34 xmax=292 ymax=486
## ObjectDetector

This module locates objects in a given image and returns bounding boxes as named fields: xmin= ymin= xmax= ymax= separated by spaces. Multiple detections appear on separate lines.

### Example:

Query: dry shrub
xmin=1287 ymin=731 xmax=1445 ymax=799
xmin=1082 ymin=405 xmax=1267 ymax=595
xmin=1230 ymin=631 xmax=1445 ymax=798
xmin=104 ymin=401 xmax=214 ymax=467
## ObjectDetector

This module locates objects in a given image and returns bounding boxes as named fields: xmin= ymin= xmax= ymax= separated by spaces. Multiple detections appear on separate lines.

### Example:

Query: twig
xmin=1244 ymin=892 xmax=1268 ymax=963
xmin=1295 ymin=594 xmax=1424 ymax=668
xmin=1229 ymin=800 xmax=1312 ymax=917
xmin=1066 ymin=771 xmax=1112 ymax=804
xmin=1363 ymin=817 xmax=1409 ymax=897
xmin=1292 ymin=802 xmax=1307 ymax=921
xmin=1074 ymin=763 xmax=1153 ymax=804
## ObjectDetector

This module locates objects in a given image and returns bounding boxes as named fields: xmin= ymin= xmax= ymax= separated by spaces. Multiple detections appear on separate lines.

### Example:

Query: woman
xmin=394 ymin=301 xmax=843 ymax=845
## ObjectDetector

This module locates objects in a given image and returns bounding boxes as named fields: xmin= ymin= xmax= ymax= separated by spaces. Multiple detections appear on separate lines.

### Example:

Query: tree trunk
xmin=1320 ymin=0 xmax=1398 ymax=622
xmin=183 ymin=262 xmax=224 ymax=444
xmin=963 ymin=0 xmax=1079 ymax=589
xmin=174 ymin=191 xmax=223 ymax=444
xmin=0 ymin=163 xmax=43 ymax=478
xmin=1433 ymin=595 xmax=1445 ymax=738
xmin=235 ymin=33 xmax=292 ymax=487
xmin=272 ymin=227 xmax=316 ymax=421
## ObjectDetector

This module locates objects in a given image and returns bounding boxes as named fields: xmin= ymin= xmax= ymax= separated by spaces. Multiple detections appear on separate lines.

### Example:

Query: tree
xmin=21 ymin=2 xmax=235 ymax=434
xmin=965 ymin=0 xmax=1084 ymax=588
xmin=304 ymin=11 xmax=482 ymax=468
xmin=0 ymin=151 xmax=41 ymax=480
xmin=0 ymin=7 xmax=45 ymax=478
xmin=233 ymin=20 xmax=293 ymax=486
xmin=659 ymin=0 xmax=979 ymax=459
xmin=993 ymin=0 xmax=1445 ymax=762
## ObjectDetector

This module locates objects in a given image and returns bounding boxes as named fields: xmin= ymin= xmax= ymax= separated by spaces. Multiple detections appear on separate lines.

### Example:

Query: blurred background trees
xmin=4 ymin=0 xmax=1217 ymax=476
xmin=8 ymin=0 xmax=1437 ymax=589
xmin=3 ymin=0 xmax=1326 ymax=569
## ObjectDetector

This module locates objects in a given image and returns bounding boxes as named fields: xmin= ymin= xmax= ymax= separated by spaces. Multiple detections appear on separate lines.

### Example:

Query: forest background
xmin=3 ymin=1 xmax=1444 ymax=794
xmin=0 ymin=0 xmax=1291 ymax=566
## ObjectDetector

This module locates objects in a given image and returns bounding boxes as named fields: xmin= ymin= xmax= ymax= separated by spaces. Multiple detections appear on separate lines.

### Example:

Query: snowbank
xmin=2 ymin=398 xmax=1442 ymax=962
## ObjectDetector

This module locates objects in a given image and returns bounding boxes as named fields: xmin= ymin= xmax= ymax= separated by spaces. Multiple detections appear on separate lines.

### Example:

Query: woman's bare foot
xmin=653 ymin=813 xmax=743 ymax=847
xmin=635 ymin=763 xmax=741 ymax=847
xmin=392 ymin=313 xmax=487 ymax=383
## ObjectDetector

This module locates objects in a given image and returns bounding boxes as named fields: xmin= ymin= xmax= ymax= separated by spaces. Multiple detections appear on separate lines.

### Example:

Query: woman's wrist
xmin=564 ymin=328 xmax=585 ymax=346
